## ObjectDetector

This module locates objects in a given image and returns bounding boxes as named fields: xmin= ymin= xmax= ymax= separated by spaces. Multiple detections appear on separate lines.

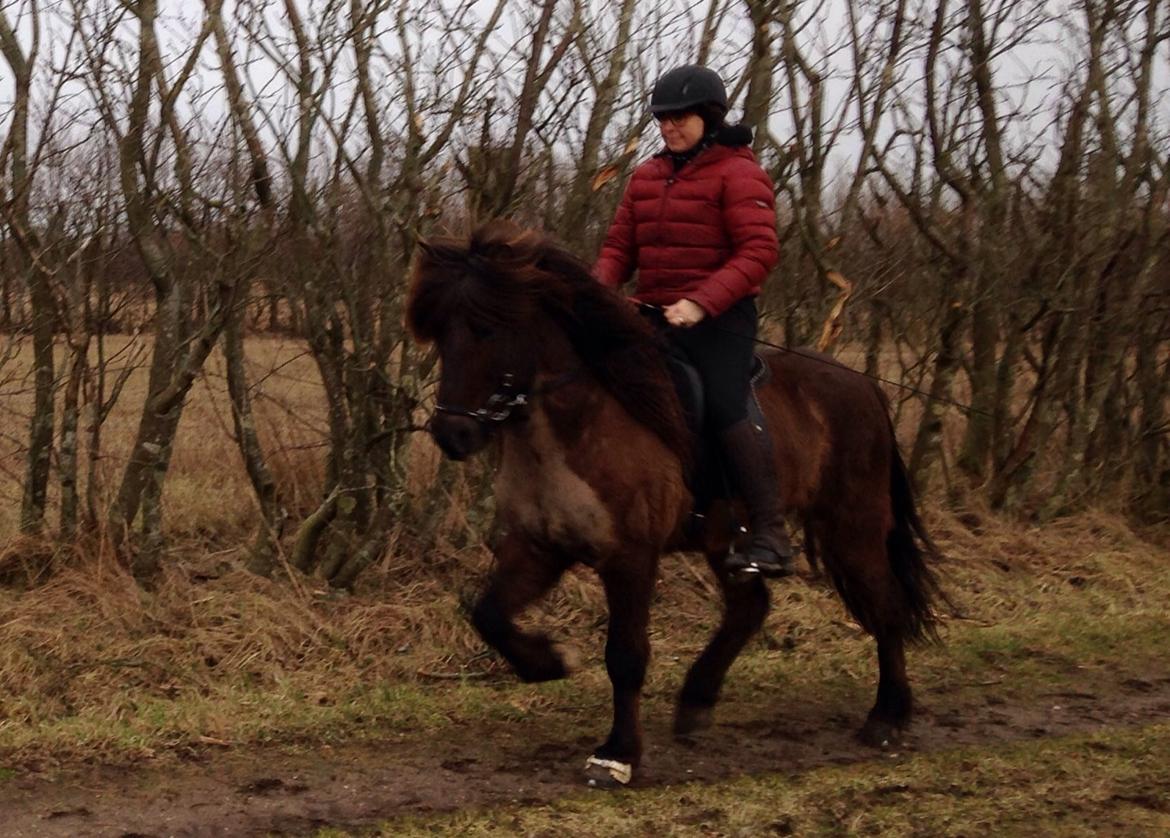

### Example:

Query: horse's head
xmin=409 ymin=220 xmax=692 ymax=468
xmin=407 ymin=222 xmax=560 ymax=460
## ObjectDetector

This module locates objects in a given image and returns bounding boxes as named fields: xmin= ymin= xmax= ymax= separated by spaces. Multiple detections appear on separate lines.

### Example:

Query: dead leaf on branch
xmin=816 ymin=270 xmax=855 ymax=354
xmin=591 ymin=164 xmax=621 ymax=192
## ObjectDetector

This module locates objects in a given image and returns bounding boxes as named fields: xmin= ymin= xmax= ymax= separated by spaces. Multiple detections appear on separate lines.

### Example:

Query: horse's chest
xmin=494 ymin=426 xmax=616 ymax=554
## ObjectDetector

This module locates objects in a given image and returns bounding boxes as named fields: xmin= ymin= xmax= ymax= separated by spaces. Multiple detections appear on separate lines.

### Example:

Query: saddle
xmin=666 ymin=352 xmax=771 ymax=440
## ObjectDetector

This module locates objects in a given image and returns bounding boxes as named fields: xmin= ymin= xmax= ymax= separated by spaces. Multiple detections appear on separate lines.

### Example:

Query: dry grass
xmin=0 ymin=334 xmax=329 ymax=547
xmin=1 ymin=495 xmax=1166 ymax=768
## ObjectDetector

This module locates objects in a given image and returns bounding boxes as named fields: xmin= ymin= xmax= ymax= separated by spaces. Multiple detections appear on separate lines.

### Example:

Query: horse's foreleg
xmin=472 ymin=533 xmax=571 ymax=683
xmin=585 ymin=556 xmax=656 ymax=788
xmin=674 ymin=550 xmax=771 ymax=735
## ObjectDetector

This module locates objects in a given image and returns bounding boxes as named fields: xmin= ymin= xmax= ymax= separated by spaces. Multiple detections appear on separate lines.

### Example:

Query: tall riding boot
xmin=719 ymin=419 xmax=796 ymax=578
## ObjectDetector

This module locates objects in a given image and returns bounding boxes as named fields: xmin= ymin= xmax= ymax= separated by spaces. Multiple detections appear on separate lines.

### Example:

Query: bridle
xmin=434 ymin=372 xmax=529 ymax=425
xmin=433 ymin=369 xmax=581 ymax=427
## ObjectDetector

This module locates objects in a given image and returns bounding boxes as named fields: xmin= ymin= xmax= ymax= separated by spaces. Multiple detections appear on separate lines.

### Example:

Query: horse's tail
xmin=886 ymin=437 xmax=943 ymax=643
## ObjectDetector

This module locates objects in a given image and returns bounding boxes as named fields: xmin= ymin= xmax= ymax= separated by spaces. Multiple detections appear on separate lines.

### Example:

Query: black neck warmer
xmin=666 ymin=133 xmax=716 ymax=171
xmin=661 ymin=123 xmax=755 ymax=171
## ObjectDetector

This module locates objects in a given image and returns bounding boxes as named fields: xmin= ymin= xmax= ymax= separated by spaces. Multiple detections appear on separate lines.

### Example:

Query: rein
xmin=434 ymin=369 xmax=582 ymax=426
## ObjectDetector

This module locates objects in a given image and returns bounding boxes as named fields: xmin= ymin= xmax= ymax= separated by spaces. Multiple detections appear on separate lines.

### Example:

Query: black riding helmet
xmin=649 ymin=65 xmax=729 ymax=116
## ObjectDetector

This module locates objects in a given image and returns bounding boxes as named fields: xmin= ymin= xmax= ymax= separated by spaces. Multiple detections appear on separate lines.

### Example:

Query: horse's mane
xmin=408 ymin=220 xmax=691 ymax=466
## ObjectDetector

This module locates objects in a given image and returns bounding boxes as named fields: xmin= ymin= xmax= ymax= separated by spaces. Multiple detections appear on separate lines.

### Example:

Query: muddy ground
xmin=4 ymin=652 xmax=1169 ymax=837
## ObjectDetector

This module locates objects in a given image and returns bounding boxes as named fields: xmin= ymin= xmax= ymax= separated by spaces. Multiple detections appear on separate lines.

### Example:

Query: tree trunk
xmin=224 ymin=303 xmax=285 ymax=574
xmin=20 ymin=271 xmax=55 ymax=534
xmin=909 ymin=298 xmax=964 ymax=488
xmin=59 ymin=334 xmax=89 ymax=541
xmin=1133 ymin=308 xmax=1168 ymax=519
xmin=108 ymin=281 xmax=186 ymax=546
xmin=559 ymin=0 xmax=637 ymax=239
xmin=1 ymin=8 xmax=56 ymax=535
xmin=988 ymin=315 xmax=1060 ymax=510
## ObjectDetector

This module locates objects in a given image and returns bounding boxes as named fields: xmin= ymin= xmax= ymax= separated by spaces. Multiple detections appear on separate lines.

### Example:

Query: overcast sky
xmin=1 ymin=0 xmax=1167 ymax=195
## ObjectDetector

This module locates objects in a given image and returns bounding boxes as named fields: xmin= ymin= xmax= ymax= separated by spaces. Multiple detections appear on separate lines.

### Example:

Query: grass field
xmin=0 ymin=334 xmax=330 ymax=549
xmin=1 ymin=335 xmax=1168 ymax=835
xmin=2 ymin=504 xmax=1168 ymax=835
xmin=373 ymin=725 xmax=1170 ymax=836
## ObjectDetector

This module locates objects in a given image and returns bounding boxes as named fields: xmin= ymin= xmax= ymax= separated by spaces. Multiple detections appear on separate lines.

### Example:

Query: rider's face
xmin=657 ymin=111 xmax=705 ymax=153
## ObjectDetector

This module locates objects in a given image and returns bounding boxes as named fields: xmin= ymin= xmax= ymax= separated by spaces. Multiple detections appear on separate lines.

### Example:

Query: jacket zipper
xmin=660 ymin=173 xmax=676 ymax=224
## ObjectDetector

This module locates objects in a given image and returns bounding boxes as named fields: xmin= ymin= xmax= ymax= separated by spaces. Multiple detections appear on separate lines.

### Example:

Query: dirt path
xmin=4 ymin=663 xmax=1170 ymax=838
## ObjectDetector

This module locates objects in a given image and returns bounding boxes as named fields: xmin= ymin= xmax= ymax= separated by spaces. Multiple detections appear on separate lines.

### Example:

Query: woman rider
xmin=594 ymin=64 xmax=794 ymax=577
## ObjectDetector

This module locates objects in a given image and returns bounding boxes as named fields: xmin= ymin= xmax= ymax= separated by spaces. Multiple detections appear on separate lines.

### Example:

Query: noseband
xmin=433 ymin=370 xmax=580 ymax=427
xmin=434 ymin=373 xmax=529 ymax=425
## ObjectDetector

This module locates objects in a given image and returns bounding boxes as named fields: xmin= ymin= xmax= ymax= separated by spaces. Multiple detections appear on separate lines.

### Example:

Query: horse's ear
xmin=472 ymin=220 xmax=539 ymax=265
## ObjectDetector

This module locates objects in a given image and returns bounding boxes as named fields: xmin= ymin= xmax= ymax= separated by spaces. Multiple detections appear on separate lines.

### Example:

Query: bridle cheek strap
xmin=432 ymin=369 xmax=581 ymax=427
xmin=434 ymin=373 xmax=529 ymax=425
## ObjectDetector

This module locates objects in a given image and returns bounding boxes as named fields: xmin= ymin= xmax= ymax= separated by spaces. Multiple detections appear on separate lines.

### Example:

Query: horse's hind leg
xmin=861 ymin=632 xmax=911 ymax=747
xmin=819 ymin=526 xmax=914 ymax=746
xmin=673 ymin=550 xmax=771 ymax=736
xmin=585 ymin=554 xmax=656 ymax=787
xmin=472 ymin=532 xmax=571 ymax=683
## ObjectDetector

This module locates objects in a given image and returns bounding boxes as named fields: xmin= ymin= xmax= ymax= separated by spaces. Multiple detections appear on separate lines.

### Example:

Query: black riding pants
xmin=657 ymin=297 xmax=758 ymax=433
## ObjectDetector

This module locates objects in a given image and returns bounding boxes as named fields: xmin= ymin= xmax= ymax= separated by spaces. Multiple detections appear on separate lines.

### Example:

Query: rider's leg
xmin=670 ymin=298 xmax=794 ymax=577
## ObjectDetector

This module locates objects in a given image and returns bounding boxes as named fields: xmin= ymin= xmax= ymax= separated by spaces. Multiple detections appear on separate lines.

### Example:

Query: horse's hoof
xmin=515 ymin=641 xmax=579 ymax=683
xmin=554 ymin=643 xmax=581 ymax=675
xmin=857 ymin=718 xmax=906 ymax=749
xmin=673 ymin=704 xmax=714 ymax=737
xmin=584 ymin=755 xmax=633 ymax=789
xmin=727 ymin=565 xmax=760 ymax=585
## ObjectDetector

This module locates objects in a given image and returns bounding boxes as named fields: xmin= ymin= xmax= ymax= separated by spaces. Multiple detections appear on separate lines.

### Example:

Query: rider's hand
xmin=663 ymin=299 xmax=707 ymax=328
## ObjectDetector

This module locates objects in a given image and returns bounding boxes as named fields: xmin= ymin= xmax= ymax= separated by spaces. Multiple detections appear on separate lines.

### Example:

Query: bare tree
xmin=67 ymin=0 xmax=245 ymax=576
xmin=1 ymin=0 xmax=1166 ymax=580
xmin=1 ymin=3 xmax=55 ymax=534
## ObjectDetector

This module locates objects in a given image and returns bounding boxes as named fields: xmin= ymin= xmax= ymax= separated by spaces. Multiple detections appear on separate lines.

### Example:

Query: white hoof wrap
xmin=584 ymin=756 xmax=632 ymax=786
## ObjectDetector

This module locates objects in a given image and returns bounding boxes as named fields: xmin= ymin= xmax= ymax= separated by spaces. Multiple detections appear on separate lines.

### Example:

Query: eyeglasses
xmin=653 ymin=111 xmax=695 ymax=126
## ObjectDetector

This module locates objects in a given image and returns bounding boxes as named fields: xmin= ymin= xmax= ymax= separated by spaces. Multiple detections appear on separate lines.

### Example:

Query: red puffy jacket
xmin=594 ymin=140 xmax=778 ymax=317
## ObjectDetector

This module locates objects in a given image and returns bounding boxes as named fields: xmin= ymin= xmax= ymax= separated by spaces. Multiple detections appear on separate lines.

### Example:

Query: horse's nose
xmin=430 ymin=413 xmax=486 ymax=461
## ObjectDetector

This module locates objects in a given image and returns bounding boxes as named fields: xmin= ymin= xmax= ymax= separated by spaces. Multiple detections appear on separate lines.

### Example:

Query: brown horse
xmin=408 ymin=221 xmax=941 ymax=788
